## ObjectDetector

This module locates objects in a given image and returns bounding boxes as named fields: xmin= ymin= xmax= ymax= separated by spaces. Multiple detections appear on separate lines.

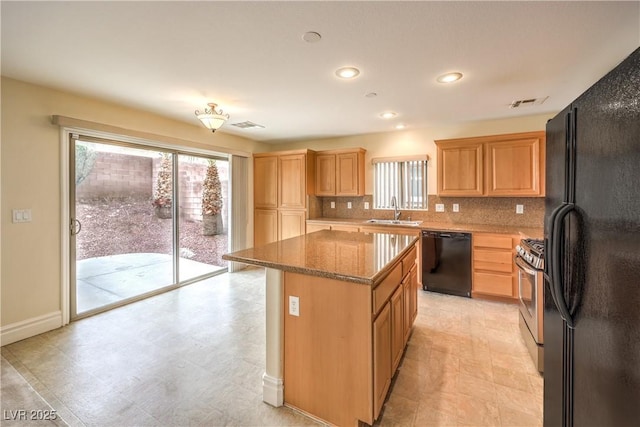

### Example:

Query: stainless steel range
xmin=515 ymin=238 xmax=545 ymax=373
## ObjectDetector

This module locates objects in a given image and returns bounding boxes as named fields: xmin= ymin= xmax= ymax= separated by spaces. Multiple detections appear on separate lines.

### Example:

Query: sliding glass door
xmin=70 ymin=136 xmax=228 ymax=319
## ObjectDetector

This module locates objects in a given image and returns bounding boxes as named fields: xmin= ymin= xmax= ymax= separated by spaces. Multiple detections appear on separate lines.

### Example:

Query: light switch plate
xmin=12 ymin=209 xmax=32 ymax=223
xmin=452 ymin=203 xmax=460 ymax=213
xmin=435 ymin=204 xmax=445 ymax=212
xmin=347 ymin=202 xmax=352 ymax=209
xmin=330 ymin=201 xmax=336 ymax=209
xmin=289 ymin=296 xmax=300 ymax=317
xmin=516 ymin=204 xmax=524 ymax=214
xmin=364 ymin=202 xmax=370 ymax=210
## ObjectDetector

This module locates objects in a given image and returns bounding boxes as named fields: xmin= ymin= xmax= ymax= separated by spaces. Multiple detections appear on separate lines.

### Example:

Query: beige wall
xmin=273 ymin=113 xmax=555 ymax=195
xmin=0 ymin=77 xmax=268 ymax=330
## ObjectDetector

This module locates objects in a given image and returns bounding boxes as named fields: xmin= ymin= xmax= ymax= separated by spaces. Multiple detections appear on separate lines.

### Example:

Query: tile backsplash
xmin=311 ymin=195 xmax=544 ymax=228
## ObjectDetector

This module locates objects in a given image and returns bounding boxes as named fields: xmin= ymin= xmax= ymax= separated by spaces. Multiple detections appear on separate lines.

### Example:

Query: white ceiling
xmin=2 ymin=1 xmax=639 ymax=144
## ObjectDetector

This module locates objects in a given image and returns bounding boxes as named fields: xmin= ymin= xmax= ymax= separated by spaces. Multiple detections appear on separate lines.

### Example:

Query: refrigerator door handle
xmin=545 ymin=204 xmax=564 ymax=311
xmin=551 ymin=202 xmax=576 ymax=328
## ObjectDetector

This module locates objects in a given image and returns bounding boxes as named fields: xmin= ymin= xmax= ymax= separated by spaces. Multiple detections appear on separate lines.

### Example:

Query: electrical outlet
xmin=364 ymin=201 xmax=370 ymax=210
xmin=289 ymin=296 xmax=300 ymax=317
xmin=347 ymin=202 xmax=352 ymax=209
xmin=452 ymin=203 xmax=459 ymax=213
xmin=435 ymin=204 xmax=445 ymax=212
xmin=330 ymin=201 xmax=336 ymax=209
xmin=516 ymin=204 xmax=524 ymax=214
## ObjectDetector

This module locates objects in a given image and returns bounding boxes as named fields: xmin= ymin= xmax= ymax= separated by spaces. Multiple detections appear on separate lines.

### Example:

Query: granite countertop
xmin=223 ymin=230 xmax=419 ymax=285
xmin=307 ymin=217 xmax=544 ymax=239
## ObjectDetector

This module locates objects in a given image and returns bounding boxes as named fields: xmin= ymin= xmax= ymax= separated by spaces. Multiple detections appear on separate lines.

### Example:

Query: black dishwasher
xmin=421 ymin=230 xmax=471 ymax=297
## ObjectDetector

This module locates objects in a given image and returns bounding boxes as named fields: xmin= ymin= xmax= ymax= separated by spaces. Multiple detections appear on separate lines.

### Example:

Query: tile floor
xmin=1 ymin=267 xmax=542 ymax=426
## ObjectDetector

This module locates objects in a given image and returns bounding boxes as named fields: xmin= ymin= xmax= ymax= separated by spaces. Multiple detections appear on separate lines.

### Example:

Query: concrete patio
xmin=76 ymin=253 xmax=225 ymax=314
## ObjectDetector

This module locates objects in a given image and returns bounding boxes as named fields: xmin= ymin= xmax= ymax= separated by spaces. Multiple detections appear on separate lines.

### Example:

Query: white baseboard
xmin=262 ymin=372 xmax=284 ymax=407
xmin=0 ymin=311 xmax=62 ymax=346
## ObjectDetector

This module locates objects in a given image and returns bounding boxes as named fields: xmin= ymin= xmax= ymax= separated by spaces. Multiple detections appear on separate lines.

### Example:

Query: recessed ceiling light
xmin=380 ymin=111 xmax=397 ymax=119
xmin=302 ymin=31 xmax=322 ymax=43
xmin=336 ymin=67 xmax=360 ymax=79
xmin=437 ymin=72 xmax=463 ymax=83
xmin=395 ymin=123 xmax=406 ymax=130
xmin=365 ymin=92 xmax=378 ymax=98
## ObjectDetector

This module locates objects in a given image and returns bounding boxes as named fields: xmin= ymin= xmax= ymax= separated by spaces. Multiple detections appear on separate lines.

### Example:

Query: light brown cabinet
xmin=283 ymin=242 xmax=418 ymax=426
xmin=472 ymin=232 xmax=519 ymax=300
xmin=373 ymin=302 xmax=392 ymax=419
xmin=254 ymin=156 xmax=278 ymax=208
xmin=254 ymin=150 xmax=315 ymax=246
xmin=437 ymin=141 xmax=484 ymax=196
xmin=436 ymin=131 xmax=545 ymax=197
xmin=254 ymin=209 xmax=278 ymax=247
xmin=315 ymin=148 xmax=366 ymax=196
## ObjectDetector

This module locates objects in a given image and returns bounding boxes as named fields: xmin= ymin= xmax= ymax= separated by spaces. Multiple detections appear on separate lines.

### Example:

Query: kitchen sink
xmin=365 ymin=219 xmax=423 ymax=227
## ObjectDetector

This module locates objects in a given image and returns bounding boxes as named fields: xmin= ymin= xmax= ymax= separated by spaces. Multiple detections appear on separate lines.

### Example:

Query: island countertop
xmin=222 ymin=229 xmax=419 ymax=285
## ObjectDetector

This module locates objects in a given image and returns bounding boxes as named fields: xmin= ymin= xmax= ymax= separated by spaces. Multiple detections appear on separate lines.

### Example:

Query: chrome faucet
xmin=390 ymin=196 xmax=401 ymax=220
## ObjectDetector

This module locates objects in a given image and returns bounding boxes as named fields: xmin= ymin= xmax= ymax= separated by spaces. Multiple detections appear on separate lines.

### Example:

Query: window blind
xmin=373 ymin=158 xmax=428 ymax=210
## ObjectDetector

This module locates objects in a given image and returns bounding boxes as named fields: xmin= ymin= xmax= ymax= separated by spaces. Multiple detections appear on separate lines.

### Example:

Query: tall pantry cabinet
xmin=254 ymin=150 xmax=315 ymax=246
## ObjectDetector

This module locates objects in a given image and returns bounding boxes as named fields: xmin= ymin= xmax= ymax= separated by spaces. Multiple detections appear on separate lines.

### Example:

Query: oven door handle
xmin=515 ymin=256 xmax=538 ymax=276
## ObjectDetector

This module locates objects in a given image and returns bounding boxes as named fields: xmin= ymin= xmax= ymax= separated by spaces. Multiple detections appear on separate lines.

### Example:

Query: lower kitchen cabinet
xmin=390 ymin=286 xmax=404 ymax=372
xmin=284 ymin=241 xmax=418 ymax=426
xmin=373 ymin=302 xmax=392 ymax=419
xmin=278 ymin=209 xmax=306 ymax=240
xmin=472 ymin=232 xmax=518 ymax=299
xmin=254 ymin=209 xmax=277 ymax=246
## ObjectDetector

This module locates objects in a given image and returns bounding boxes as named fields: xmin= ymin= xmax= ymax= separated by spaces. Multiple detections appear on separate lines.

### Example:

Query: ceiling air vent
xmin=509 ymin=96 xmax=549 ymax=109
xmin=231 ymin=121 xmax=265 ymax=129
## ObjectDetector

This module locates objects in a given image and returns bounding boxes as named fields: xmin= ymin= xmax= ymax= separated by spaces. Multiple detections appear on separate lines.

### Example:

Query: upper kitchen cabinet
xmin=254 ymin=156 xmax=278 ymax=208
xmin=254 ymin=150 xmax=315 ymax=209
xmin=253 ymin=150 xmax=315 ymax=246
xmin=436 ymin=141 xmax=484 ymax=196
xmin=315 ymin=148 xmax=366 ymax=196
xmin=436 ymin=131 xmax=546 ymax=197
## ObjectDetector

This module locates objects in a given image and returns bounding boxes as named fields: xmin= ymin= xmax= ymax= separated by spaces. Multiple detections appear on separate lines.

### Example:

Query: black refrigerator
xmin=544 ymin=47 xmax=640 ymax=426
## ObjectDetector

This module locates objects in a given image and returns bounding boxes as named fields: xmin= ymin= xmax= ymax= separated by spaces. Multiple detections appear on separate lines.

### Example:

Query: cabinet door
xmin=410 ymin=266 xmax=418 ymax=325
xmin=315 ymin=154 xmax=336 ymax=196
xmin=279 ymin=210 xmax=306 ymax=240
xmin=390 ymin=286 xmax=404 ymax=372
xmin=254 ymin=209 xmax=278 ymax=246
xmin=373 ymin=303 xmax=392 ymax=420
xmin=279 ymin=154 xmax=306 ymax=209
xmin=336 ymin=152 xmax=363 ymax=196
xmin=254 ymin=156 xmax=278 ymax=208
xmin=403 ymin=268 xmax=418 ymax=345
xmin=486 ymin=135 xmax=543 ymax=196
xmin=437 ymin=142 xmax=484 ymax=196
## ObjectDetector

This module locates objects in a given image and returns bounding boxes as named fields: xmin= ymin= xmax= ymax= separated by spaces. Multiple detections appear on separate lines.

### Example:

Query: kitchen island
xmin=223 ymin=230 xmax=420 ymax=426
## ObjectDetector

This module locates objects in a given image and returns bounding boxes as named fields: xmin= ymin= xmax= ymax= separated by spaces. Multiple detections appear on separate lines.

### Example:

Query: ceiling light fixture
xmin=436 ymin=72 xmax=463 ymax=83
xmin=195 ymin=103 xmax=229 ymax=133
xmin=380 ymin=111 xmax=397 ymax=119
xmin=395 ymin=123 xmax=406 ymax=130
xmin=336 ymin=67 xmax=360 ymax=79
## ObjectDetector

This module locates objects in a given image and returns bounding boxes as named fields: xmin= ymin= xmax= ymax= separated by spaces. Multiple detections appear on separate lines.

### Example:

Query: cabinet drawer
xmin=402 ymin=246 xmax=417 ymax=277
xmin=473 ymin=248 xmax=512 ymax=264
xmin=473 ymin=272 xmax=514 ymax=297
xmin=373 ymin=263 xmax=402 ymax=315
xmin=473 ymin=249 xmax=513 ymax=273
xmin=474 ymin=260 xmax=512 ymax=273
xmin=474 ymin=234 xmax=512 ymax=249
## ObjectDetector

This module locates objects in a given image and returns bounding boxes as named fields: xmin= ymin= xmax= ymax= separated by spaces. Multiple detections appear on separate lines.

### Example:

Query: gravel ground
xmin=76 ymin=197 xmax=227 ymax=266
